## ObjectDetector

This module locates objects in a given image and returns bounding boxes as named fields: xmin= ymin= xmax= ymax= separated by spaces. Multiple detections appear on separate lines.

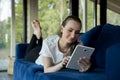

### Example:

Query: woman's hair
xmin=58 ymin=15 xmax=82 ymax=56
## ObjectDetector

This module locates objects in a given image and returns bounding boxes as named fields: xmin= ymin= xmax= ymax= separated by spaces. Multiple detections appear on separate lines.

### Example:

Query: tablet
xmin=66 ymin=45 xmax=95 ymax=70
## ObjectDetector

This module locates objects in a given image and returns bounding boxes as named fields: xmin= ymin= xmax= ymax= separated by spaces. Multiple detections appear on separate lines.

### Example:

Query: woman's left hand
xmin=77 ymin=57 xmax=91 ymax=72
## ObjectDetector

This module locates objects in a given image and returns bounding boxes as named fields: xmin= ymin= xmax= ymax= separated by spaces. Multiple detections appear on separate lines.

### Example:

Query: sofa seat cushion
xmin=35 ymin=68 xmax=106 ymax=80
xmin=91 ymin=24 xmax=120 ymax=68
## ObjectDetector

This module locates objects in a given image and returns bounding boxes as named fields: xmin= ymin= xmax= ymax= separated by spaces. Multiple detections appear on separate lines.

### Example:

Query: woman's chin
xmin=68 ymin=40 xmax=75 ymax=44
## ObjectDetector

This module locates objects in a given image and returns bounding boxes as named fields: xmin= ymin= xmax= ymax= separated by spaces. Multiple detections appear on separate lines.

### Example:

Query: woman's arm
xmin=43 ymin=56 xmax=70 ymax=73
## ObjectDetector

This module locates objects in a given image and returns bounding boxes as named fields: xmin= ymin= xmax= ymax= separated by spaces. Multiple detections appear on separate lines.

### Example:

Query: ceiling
xmin=91 ymin=0 xmax=120 ymax=14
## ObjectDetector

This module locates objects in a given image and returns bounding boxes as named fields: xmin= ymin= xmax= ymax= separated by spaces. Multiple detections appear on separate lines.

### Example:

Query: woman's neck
xmin=58 ymin=38 xmax=71 ymax=53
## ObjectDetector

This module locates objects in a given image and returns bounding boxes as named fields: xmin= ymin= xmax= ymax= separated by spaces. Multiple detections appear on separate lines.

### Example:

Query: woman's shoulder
xmin=45 ymin=35 xmax=59 ymax=41
xmin=43 ymin=35 xmax=59 ymax=44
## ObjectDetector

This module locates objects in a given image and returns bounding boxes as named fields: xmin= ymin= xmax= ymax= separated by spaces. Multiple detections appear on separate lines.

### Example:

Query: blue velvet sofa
xmin=14 ymin=24 xmax=120 ymax=80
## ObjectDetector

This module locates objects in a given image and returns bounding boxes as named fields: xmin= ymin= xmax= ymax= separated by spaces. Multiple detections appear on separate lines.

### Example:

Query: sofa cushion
xmin=106 ymin=43 xmax=120 ymax=80
xmin=91 ymin=24 xmax=120 ymax=68
xmin=79 ymin=25 xmax=102 ymax=47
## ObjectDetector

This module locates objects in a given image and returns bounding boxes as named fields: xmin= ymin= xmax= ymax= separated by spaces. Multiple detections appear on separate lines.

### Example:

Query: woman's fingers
xmin=62 ymin=56 xmax=71 ymax=66
xmin=78 ymin=57 xmax=91 ymax=72
xmin=78 ymin=57 xmax=91 ymax=66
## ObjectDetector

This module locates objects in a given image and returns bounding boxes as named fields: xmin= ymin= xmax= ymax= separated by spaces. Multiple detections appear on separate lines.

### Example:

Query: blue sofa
xmin=14 ymin=24 xmax=120 ymax=80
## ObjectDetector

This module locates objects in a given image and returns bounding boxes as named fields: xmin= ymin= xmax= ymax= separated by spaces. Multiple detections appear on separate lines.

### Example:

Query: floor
xmin=0 ymin=72 xmax=13 ymax=80
xmin=0 ymin=49 xmax=14 ymax=80
xmin=0 ymin=59 xmax=9 ymax=71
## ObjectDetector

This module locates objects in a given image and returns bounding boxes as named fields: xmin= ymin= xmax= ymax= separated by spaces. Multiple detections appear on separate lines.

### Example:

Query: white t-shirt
xmin=35 ymin=35 xmax=82 ymax=65
xmin=35 ymin=35 xmax=65 ymax=65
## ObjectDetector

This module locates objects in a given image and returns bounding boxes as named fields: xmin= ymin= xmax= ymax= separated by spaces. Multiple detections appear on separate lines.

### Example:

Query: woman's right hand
xmin=61 ymin=56 xmax=71 ymax=67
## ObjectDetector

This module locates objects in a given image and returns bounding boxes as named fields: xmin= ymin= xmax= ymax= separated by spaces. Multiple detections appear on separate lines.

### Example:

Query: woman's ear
xmin=60 ymin=26 xmax=64 ymax=33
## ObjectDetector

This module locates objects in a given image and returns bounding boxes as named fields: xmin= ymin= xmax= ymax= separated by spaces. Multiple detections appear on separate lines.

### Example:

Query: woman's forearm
xmin=44 ymin=62 xmax=63 ymax=73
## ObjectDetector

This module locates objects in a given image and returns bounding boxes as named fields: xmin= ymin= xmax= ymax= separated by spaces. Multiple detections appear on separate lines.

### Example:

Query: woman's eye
xmin=68 ymin=30 xmax=72 ymax=32
xmin=75 ymin=32 xmax=80 ymax=34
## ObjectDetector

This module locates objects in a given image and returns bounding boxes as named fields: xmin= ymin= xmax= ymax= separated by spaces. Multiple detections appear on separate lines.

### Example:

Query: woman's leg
xmin=24 ymin=36 xmax=42 ymax=63
xmin=24 ymin=20 xmax=42 ymax=63
xmin=25 ymin=34 xmax=37 ymax=54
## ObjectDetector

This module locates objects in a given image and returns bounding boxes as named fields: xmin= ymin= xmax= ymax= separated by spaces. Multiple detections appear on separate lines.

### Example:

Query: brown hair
xmin=58 ymin=15 xmax=82 ymax=55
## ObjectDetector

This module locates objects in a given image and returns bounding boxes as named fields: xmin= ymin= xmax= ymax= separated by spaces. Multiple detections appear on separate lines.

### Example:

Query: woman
xmin=24 ymin=16 xmax=91 ymax=73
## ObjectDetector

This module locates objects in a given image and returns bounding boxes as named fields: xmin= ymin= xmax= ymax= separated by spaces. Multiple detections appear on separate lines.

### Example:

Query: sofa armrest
xmin=106 ymin=43 xmax=120 ymax=80
xmin=14 ymin=59 xmax=43 ymax=80
xmin=15 ymin=43 xmax=29 ymax=59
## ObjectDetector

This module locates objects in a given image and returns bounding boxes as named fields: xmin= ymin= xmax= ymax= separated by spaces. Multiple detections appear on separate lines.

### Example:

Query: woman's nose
xmin=71 ymin=32 xmax=76 ymax=38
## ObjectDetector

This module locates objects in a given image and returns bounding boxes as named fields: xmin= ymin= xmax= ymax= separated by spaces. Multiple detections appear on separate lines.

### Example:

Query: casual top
xmin=35 ymin=35 xmax=83 ymax=66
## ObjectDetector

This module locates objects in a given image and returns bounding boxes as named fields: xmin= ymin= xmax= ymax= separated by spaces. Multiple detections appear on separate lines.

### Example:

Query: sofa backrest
xmin=79 ymin=25 xmax=102 ymax=48
xmin=91 ymin=24 xmax=120 ymax=68
xmin=79 ymin=24 xmax=120 ymax=68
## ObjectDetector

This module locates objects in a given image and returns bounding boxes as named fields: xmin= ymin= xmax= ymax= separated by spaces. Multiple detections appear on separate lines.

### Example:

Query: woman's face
xmin=61 ymin=20 xmax=81 ymax=44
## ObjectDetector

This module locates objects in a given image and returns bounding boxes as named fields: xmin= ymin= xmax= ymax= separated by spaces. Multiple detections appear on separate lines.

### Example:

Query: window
xmin=0 ymin=0 xmax=23 ymax=58
xmin=107 ymin=10 xmax=120 ymax=25
xmin=38 ymin=0 xmax=69 ymax=38
xmin=15 ymin=0 xmax=24 ymax=43
xmin=79 ymin=0 xmax=98 ymax=33
xmin=0 ymin=0 xmax=11 ymax=58
xmin=107 ymin=0 xmax=120 ymax=25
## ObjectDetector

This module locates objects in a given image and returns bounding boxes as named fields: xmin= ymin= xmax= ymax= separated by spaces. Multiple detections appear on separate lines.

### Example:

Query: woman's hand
xmin=77 ymin=57 xmax=91 ymax=72
xmin=61 ymin=56 xmax=71 ymax=67
xmin=43 ymin=56 xmax=71 ymax=73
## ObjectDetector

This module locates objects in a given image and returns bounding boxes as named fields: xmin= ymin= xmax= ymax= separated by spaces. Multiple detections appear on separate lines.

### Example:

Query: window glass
xmin=79 ymin=0 xmax=95 ymax=33
xmin=0 ymin=0 xmax=11 ymax=59
xmin=38 ymin=0 xmax=69 ymax=38
xmin=107 ymin=9 xmax=120 ymax=25
xmin=107 ymin=1 xmax=120 ymax=25
xmin=15 ymin=0 xmax=23 ymax=43
xmin=0 ymin=0 xmax=23 ymax=57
